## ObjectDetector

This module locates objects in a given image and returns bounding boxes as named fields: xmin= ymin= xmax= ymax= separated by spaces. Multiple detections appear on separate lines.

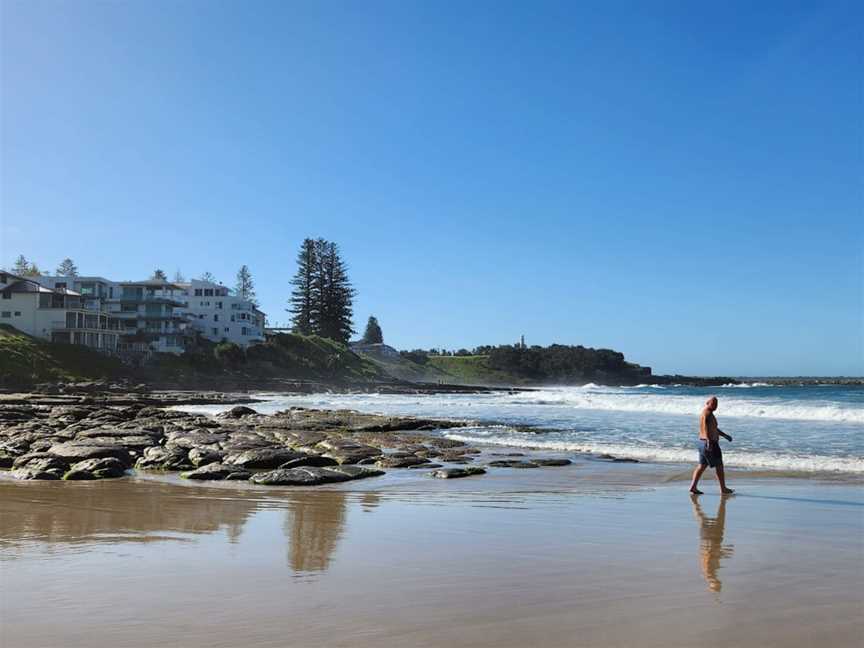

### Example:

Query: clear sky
xmin=1 ymin=0 xmax=861 ymax=376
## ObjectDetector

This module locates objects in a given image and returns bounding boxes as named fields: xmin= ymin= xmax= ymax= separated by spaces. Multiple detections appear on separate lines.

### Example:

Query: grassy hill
xmin=0 ymin=324 xmax=127 ymax=387
xmin=425 ymin=355 xmax=525 ymax=385
xmin=351 ymin=347 xmax=524 ymax=386
xmin=0 ymin=326 xmax=387 ymax=389
xmin=143 ymin=332 xmax=387 ymax=385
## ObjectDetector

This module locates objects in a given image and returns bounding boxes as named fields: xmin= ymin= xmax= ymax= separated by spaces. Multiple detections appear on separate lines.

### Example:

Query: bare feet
xmin=690 ymin=488 xmax=704 ymax=495
xmin=721 ymin=488 xmax=735 ymax=495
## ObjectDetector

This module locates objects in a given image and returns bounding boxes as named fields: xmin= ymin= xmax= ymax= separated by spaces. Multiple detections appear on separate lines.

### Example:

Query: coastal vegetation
xmin=289 ymin=238 xmax=356 ymax=343
xmin=0 ymin=324 xmax=126 ymax=387
xmin=146 ymin=332 xmax=383 ymax=385
xmin=361 ymin=316 xmax=383 ymax=344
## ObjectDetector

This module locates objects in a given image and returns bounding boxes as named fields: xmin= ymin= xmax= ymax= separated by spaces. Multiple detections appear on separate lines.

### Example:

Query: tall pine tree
xmin=362 ymin=316 xmax=383 ymax=344
xmin=235 ymin=265 xmax=257 ymax=305
xmin=56 ymin=258 xmax=79 ymax=277
xmin=318 ymin=241 xmax=356 ymax=343
xmin=12 ymin=255 xmax=39 ymax=276
xmin=288 ymin=238 xmax=355 ymax=342
xmin=289 ymin=238 xmax=318 ymax=335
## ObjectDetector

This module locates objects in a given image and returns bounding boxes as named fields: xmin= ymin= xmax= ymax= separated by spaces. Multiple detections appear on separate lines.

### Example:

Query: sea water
xmin=181 ymin=384 xmax=864 ymax=475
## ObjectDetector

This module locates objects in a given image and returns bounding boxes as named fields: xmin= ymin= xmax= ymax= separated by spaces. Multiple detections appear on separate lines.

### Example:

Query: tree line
xmin=400 ymin=343 xmax=639 ymax=381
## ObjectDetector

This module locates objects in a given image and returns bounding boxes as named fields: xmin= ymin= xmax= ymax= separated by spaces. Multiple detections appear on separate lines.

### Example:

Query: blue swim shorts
xmin=698 ymin=439 xmax=722 ymax=468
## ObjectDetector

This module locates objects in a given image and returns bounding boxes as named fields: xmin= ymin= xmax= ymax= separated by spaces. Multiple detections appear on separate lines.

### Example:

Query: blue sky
xmin=1 ymin=0 xmax=861 ymax=376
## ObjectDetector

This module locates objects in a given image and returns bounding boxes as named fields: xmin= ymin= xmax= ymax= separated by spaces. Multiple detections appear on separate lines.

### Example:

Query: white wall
xmin=180 ymin=280 xmax=265 ymax=347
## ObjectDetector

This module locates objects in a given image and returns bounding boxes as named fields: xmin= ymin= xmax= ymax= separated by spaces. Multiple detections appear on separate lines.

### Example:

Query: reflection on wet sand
xmin=0 ymin=480 xmax=258 ymax=551
xmin=0 ymin=479 xmax=378 ymax=576
xmin=690 ymin=494 xmax=735 ymax=592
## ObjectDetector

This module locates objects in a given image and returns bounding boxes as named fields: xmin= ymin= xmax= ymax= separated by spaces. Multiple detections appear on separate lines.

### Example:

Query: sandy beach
xmin=2 ymin=462 xmax=861 ymax=648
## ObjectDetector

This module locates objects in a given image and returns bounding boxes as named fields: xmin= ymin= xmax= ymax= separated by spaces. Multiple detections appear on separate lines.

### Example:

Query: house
xmin=0 ymin=273 xmax=119 ymax=351
xmin=178 ymin=279 xmax=265 ymax=347
xmin=109 ymin=280 xmax=189 ymax=354
xmin=9 ymin=272 xmax=269 ymax=355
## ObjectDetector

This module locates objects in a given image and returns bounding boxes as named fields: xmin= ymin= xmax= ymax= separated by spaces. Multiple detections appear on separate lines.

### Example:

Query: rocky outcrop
xmin=0 ymin=395 xmax=583 ymax=486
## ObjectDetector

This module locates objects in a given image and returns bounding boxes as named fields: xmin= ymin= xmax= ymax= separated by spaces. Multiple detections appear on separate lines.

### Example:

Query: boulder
xmin=375 ymin=455 xmax=430 ymax=469
xmin=250 ymin=465 xmax=383 ymax=486
xmin=64 ymin=457 xmax=127 ymax=480
xmin=487 ymin=460 xmax=539 ymax=469
xmin=134 ymin=446 xmax=192 ymax=471
xmin=48 ymin=442 xmax=133 ymax=466
xmin=188 ymin=446 xmax=224 ymax=467
xmin=13 ymin=467 xmax=61 ymax=480
xmin=181 ymin=463 xmax=251 ymax=481
xmin=224 ymin=447 xmax=304 ymax=469
xmin=278 ymin=455 xmax=339 ymax=469
xmin=533 ymin=458 xmax=573 ymax=467
xmin=220 ymin=405 xmax=259 ymax=418
xmin=14 ymin=456 xmax=70 ymax=474
xmin=430 ymin=467 xmax=487 ymax=479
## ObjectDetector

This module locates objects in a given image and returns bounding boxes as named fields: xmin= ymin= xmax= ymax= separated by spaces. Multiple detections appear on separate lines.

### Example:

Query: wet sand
xmin=1 ymin=467 xmax=862 ymax=648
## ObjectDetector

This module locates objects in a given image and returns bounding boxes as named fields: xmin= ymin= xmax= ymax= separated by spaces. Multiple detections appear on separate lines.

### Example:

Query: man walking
xmin=690 ymin=396 xmax=734 ymax=495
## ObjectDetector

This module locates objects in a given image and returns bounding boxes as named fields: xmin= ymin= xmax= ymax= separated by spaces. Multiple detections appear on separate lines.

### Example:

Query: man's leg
xmin=716 ymin=464 xmax=734 ymax=494
xmin=690 ymin=464 xmax=706 ymax=494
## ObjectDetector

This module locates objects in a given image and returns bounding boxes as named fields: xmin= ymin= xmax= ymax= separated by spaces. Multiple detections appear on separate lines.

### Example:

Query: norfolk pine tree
xmin=56 ymin=258 xmax=79 ymax=277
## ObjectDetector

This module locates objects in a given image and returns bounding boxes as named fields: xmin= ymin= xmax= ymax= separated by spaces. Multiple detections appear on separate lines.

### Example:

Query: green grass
xmin=0 ymin=324 xmax=126 ymax=387
xmin=425 ymin=355 xmax=524 ymax=386
xmin=147 ymin=333 xmax=386 ymax=384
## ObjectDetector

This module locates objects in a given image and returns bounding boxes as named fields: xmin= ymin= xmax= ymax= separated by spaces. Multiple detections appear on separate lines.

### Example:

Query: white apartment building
xmin=39 ymin=276 xmax=189 ymax=354
xmin=7 ymin=272 xmax=267 ymax=355
xmin=178 ymin=279 xmax=265 ymax=347
xmin=0 ymin=271 xmax=119 ymax=351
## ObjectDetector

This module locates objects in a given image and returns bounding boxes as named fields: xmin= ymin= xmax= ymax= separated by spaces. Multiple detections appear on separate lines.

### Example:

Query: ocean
xmin=181 ymin=383 xmax=864 ymax=475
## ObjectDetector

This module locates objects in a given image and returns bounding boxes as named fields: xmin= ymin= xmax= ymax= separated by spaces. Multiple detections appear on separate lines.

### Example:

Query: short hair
xmin=706 ymin=396 xmax=718 ymax=406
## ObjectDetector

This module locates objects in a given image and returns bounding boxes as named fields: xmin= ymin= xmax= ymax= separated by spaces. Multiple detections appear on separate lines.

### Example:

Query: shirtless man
xmin=689 ymin=396 xmax=734 ymax=495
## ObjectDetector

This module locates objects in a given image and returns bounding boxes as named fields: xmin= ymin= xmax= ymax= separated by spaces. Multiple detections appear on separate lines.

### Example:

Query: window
xmin=14 ymin=311 xmax=21 ymax=316
xmin=198 ymin=314 xmax=204 ymax=319
xmin=224 ymin=327 xmax=230 ymax=332
xmin=56 ymin=282 xmax=67 ymax=290
xmin=194 ymin=289 xmax=203 ymax=296
xmin=214 ymin=314 xmax=219 ymax=322
xmin=212 ymin=328 xmax=218 ymax=336
xmin=1 ymin=311 xmax=10 ymax=318
xmin=241 ymin=327 xmax=248 ymax=335
xmin=204 ymin=289 xmax=213 ymax=297
xmin=216 ymin=301 xmax=223 ymax=309
xmin=230 ymin=315 xmax=235 ymax=322
xmin=1 ymin=293 xmax=9 ymax=300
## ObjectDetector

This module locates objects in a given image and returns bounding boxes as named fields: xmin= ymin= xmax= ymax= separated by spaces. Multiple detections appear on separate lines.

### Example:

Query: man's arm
xmin=719 ymin=429 xmax=733 ymax=442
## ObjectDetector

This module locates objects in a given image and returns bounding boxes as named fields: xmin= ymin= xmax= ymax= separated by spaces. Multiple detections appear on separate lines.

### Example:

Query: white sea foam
xmin=723 ymin=382 xmax=775 ymax=388
xmin=444 ymin=431 xmax=864 ymax=474
xmin=503 ymin=389 xmax=864 ymax=423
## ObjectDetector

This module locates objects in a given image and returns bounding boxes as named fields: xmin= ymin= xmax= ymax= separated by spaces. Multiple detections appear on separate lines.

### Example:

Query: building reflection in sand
xmin=0 ymin=478 xmax=378 ymax=576
xmin=690 ymin=494 xmax=735 ymax=593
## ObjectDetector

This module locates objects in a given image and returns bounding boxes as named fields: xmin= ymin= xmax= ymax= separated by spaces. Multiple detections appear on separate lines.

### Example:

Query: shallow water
xmin=1 ymin=474 xmax=862 ymax=648
xmin=176 ymin=384 xmax=864 ymax=474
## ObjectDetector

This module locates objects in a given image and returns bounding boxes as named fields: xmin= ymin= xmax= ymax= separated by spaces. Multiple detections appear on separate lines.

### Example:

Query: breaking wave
xmin=444 ymin=430 xmax=864 ymax=475
xmin=503 ymin=389 xmax=863 ymax=424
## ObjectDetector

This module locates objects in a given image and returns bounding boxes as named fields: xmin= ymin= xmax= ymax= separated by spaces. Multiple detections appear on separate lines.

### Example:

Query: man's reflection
xmin=285 ymin=492 xmax=352 ymax=572
xmin=690 ymin=494 xmax=735 ymax=592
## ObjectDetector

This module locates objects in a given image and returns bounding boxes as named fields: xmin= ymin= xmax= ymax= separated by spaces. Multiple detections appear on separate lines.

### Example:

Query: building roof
xmin=0 ymin=279 xmax=80 ymax=295
xmin=0 ymin=270 xmax=28 ymax=284
xmin=118 ymin=280 xmax=185 ymax=289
